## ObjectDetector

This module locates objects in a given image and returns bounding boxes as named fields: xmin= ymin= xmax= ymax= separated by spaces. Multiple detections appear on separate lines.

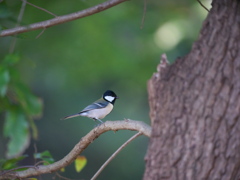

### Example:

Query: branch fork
xmin=0 ymin=119 xmax=151 ymax=180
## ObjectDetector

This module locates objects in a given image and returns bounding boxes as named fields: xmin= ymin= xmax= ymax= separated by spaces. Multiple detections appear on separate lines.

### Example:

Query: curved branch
xmin=91 ymin=132 xmax=143 ymax=180
xmin=0 ymin=119 xmax=151 ymax=180
xmin=0 ymin=0 xmax=127 ymax=37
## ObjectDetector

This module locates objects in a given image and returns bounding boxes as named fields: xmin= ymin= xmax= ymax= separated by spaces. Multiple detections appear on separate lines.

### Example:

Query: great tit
xmin=63 ymin=90 xmax=118 ymax=123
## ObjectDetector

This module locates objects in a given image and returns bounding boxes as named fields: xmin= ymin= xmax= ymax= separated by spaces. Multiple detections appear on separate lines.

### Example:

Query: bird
xmin=62 ymin=90 xmax=118 ymax=124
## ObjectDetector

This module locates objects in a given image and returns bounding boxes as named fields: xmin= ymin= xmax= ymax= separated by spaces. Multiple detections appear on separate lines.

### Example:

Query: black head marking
xmin=103 ymin=90 xmax=119 ymax=104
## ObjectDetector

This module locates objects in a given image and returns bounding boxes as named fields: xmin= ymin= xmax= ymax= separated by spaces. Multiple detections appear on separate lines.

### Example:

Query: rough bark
xmin=144 ymin=0 xmax=240 ymax=179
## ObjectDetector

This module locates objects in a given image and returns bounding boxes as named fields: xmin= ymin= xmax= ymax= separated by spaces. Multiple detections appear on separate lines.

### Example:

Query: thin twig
xmin=91 ymin=132 xmax=142 ymax=180
xmin=140 ymin=0 xmax=147 ymax=29
xmin=21 ymin=0 xmax=58 ymax=17
xmin=34 ymin=160 xmax=50 ymax=166
xmin=0 ymin=0 xmax=128 ymax=37
xmin=33 ymin=143 xmax=38 ymax=165
xmin=0 ymin=166 xmax=37 ymax=176
xmin=9 ymin=0 xmax=27 ymax=53
xmin=197 ymin=0 xmax=210 ymax=12
xmin=35 ymin=27 xmax=46 ymax=39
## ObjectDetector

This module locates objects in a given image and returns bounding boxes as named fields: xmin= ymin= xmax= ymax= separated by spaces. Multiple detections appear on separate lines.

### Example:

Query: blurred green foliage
xmin=0 ymin=54 xmax=42 ymax=158
xmin=0 ymin=0 xmax=210 ymax=179
xmin=0 ymin=155 xmax=27 ymax=170
xmin=34 ymin=150 xmax=54 ymax=165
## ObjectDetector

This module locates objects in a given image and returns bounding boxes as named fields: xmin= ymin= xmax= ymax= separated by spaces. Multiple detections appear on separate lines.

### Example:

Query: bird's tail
xmin=61 ymin=113 xmax=81 ymax=120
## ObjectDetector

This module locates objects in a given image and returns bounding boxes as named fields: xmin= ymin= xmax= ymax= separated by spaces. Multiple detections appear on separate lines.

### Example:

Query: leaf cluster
xmin=0 ymin=54 xmax=43 ymax=158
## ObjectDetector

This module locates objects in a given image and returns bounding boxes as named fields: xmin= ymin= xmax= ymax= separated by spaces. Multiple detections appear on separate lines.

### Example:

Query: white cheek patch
xmin=105 ymin=96 xmax=115 ymax=102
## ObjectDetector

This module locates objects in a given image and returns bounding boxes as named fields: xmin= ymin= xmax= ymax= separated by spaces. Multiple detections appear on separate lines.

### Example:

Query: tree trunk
xmin=144 ymin=0 xmax=240 ymax=179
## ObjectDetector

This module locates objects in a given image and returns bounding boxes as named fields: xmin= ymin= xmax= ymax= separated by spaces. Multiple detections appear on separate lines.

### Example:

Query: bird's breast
xmin=87 ymin=103 xmax=113 ymax=119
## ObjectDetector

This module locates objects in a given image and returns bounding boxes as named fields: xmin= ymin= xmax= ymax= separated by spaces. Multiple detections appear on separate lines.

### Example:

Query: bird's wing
xmin=79 ymin=98 xmax=108 ymax=113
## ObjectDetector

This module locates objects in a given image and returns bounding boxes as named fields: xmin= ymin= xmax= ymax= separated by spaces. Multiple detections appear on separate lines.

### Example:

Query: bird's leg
xmin=93 ymin=118 xmax=104 ymax=124
xmin=96 ymin=118 xmax=104 ymax=124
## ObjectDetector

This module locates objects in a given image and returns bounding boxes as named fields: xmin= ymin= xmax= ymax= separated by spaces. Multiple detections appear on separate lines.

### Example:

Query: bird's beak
xmin=116 ymin=96 xmax=119 ymax=99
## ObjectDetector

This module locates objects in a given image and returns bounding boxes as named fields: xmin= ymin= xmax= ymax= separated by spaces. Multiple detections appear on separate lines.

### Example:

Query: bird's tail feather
xmin=61 ymin=113 xmax=81 ymax=120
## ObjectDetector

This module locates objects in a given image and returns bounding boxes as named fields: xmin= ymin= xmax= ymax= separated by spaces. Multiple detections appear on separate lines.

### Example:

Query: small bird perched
xmin=63 ymin=90 xmax=118 ymax=124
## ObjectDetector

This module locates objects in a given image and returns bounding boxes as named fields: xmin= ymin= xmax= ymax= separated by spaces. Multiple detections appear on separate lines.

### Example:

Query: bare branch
xmin=22 ymin=0 xmax=58 ymax=17
xmin=0 ymin=119 xmax=151 ymax=180
xmin=91 ymin=132 xmax=143 ymax=180
xmin=9 ymin=0 xmax=27 ymax=53
xmin=0 ymin=0 xmax=127 ymax=37
xmin=35 ymin=27 xmax=46 ymax=39
xmin=140 ymin=0 xmax=147 ymax=29
xmin=197 ymin=0 xmax=210 ymax=12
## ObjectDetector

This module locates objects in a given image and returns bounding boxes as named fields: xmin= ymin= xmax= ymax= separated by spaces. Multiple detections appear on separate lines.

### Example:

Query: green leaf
xmin=1 ymin=155 xmax=27 ymax=170
xmin=2 ymin=54 xmax=20 ymax=66
xmin=0 ymin=96 xmax=10 ymax=113
xmin=4 ymin=109 xmax=30 ymax=158
xmin=74 ymin=156 xmax=87 ymax=173
xmin=34 ymin=151 xmax=54 ymax=165
xmin=15 ymin=83 xmax=43 ymax=118
xmin=0 ymin=66 xmax=10 ymax=97
xmin=60 ymin=167 xmax=65 ymax=172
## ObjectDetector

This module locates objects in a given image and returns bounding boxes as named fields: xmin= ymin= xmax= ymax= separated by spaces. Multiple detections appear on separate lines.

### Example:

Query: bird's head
xmin=103 ymin=90 xmax=119 ymax=104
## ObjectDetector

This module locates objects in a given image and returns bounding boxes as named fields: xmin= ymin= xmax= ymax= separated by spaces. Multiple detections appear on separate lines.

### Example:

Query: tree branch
xmin=197 ymin=0 xmax=210 ymax=12
xmin=0 ymin=0 xmax=128 ymax=37
xmin=9 ymin=0 xmax=27 ymax=53
xmin=0 ymin=119 xmax=151 ymax=180
xmin=91 ymin=132 xmax=143 ymax=180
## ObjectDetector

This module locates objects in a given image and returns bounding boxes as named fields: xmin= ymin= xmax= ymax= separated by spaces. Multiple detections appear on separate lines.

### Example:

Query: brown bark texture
xmin=144 ymin=0 xmax=240 ymax=180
